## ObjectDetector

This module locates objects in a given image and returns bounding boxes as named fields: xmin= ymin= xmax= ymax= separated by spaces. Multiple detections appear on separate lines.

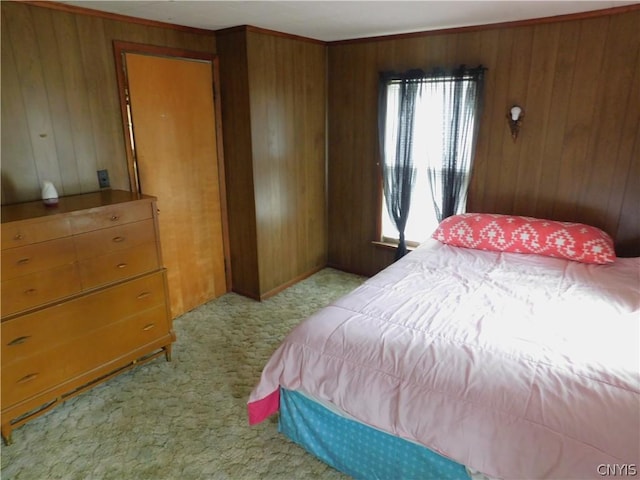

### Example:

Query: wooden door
xmin=122 ymin=51 xmax=229 ymax=318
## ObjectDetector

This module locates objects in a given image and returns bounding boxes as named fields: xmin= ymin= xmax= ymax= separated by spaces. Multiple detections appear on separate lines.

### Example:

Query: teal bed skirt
xmin=279 ymin=388 xmax=471 ymax=480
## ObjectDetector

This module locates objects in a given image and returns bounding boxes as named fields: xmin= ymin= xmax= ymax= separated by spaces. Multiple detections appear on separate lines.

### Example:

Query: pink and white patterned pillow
xmin=432 ymin=213 xmax=616 ymax=264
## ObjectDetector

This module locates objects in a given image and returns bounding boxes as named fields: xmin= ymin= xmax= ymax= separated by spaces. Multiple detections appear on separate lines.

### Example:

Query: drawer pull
xmin=112 ymin=236 xmax=125 ymax=243
xmin=143 ymin=323 xmax=156 ymax=331
xmin=110 ymin=215 xmax=120 ymax=221
xmin=117 ymin=263 xmax=128 ymax=269
xmin=24 ymin=288 xmax=37 ymax=295
xmin=17 ymin=373 xmax=38 ymax=384
xmin=14 ymin=233 xmax=24 ymax=240
xmin=17 ymin=257 xmax=31 ymax=265
xmin=8 ymin=336 xmax=31 ymax=346
xmin=137 ymin=291 xmax=152 ymax=299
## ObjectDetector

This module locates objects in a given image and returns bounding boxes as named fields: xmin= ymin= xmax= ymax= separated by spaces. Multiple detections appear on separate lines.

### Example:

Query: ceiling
xmin=61 ymin=1 xmax=637 ymax=42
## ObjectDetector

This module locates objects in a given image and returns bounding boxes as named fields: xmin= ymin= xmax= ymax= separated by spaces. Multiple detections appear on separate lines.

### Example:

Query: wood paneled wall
xmin=247 ymin=30 xmax=328 ymax=297
xmin=217 ymin=27 xmax=328 ymax=299
xmin=327 ymin=9 xmax=640 ymax=276
xmin=4 ymin=1 xmax=638 ymax=287
xmin=216 ymin=29 xmax=261 ymax=298
xmin=1 ymin=1 xmax=216 ymax=204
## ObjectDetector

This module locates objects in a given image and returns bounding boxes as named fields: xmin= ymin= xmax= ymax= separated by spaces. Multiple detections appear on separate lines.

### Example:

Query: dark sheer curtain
xmin=378 ymin=70 xmax=423 ymax=260
xmin=426 ymin=65 xmax=486 ymax=221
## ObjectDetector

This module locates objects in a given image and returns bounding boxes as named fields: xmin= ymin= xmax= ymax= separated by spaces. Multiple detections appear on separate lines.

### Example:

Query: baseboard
xmin=258 ymin=265 xmax=326 ymax=301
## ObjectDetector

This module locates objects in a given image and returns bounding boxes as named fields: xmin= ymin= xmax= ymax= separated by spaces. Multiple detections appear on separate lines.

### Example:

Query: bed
xmin=248 ymin=214 xmax=640 ymax=479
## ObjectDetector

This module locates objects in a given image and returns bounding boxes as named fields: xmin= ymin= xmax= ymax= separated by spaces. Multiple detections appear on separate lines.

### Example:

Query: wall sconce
xmin=507 ymin=105 xmax=524 ymax=141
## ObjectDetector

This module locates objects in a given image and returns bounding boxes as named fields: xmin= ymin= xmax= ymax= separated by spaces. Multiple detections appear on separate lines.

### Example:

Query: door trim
xmin=112 ymin=41 xmax=232 ymax=292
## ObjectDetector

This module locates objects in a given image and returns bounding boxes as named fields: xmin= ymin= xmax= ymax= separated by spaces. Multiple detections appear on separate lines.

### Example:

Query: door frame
xmin=112 ymin=41 xmax=231 ymax=292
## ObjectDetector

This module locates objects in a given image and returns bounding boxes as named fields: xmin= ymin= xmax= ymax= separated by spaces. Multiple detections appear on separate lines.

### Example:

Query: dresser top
xmin=1 ymin=190 xmax=156 ymax=224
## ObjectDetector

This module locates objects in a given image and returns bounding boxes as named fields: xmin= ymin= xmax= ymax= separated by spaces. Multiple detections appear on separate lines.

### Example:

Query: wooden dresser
xmin=1 ymin=190 xmax=175 ymax=444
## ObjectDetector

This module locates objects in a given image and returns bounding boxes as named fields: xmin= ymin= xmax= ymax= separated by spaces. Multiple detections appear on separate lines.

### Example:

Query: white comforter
xmin=248 ymin=240 xmax=640 ymax=479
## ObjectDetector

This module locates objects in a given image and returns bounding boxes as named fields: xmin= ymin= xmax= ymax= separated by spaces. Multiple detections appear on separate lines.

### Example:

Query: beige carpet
xmin=1 ymin=268 xmax=365 ymax=480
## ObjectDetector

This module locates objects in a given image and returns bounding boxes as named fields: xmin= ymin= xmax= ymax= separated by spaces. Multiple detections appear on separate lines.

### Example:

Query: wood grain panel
xmin=617 ymin=116 xmax=640 ymax=256
xmin=0 ymin=11 xmax=39 ymax=203
xmin=579 ymin=12 xmax=640 ymax=236
xmin=217 ymin=27 xmax=327 ymax=299
xmin=613 ymin=43 xmax=640 ymax=254
xmin=554 ymin=17 xmax=611 ymax=225
xmin=216 ymin=29 xmax=261 ymax=298
xmin=532 ymin=20 xmax=581 ymax=216
xmin=50 ymin=9 xmax=100 ymax=193
xmin=29 ymin=7 xmax=81 ymax=196
xmin=328 ymin=8 xmax=640 ymax=277
xmin=512 ymin=23 xmax=560 ymax=216
xmin=476 ymin=27 xmax=515 ymax=215
xmin=329 ymin=42 xmax=395 ymax=276
xmin=75 ymin=15 xmax=125 ymax=192
xmin=1 ymin=1 xmax=216 ymax=205
xmin=465 ymin=29 xmax=500 ymax=210
xmin=247 ymin=32 xmax=284 ymax=292
xmin=499 ymin=26 xmax=534 ymax=213
xmin=247 ymin=31 xmax=328 ymax=295
xmin=3 ymin=3 xmax=63 ymax=195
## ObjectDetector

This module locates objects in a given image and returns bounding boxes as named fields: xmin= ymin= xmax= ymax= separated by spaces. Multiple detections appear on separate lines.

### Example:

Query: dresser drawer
xmin=0 ymin=272 xmax=165 ymax=365
xmin=92 ymin=305 xmax=171 ymax=360
xmin=1 ymin=264 xmax=81 ymax=317
xmin=69 ymin=201 xmax=153 ymax=234
xmin=74 ymin=219 xmax=156 ymax=260
xmin=78 ymin=242 xmax=159 ymax=289
xmin=1 ymin=217 xmax=71 ymax=250
xmin=2 ymin=271 xmax=167 ymax=366
xmin=1 ymin=349 xmax=69 ymax=408
xmin=1 ymin=237 xmax=77 ymax=280
xmin=1 ymin=304 xmax=170 ymax=408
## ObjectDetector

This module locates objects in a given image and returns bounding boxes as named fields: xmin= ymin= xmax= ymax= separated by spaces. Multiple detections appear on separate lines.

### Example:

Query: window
xmin=378 ymin=66 xmax=485 ymax=257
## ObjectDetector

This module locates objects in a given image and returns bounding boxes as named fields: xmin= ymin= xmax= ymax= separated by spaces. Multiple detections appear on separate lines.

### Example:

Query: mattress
xmin=249 ymin=239 xmax=640 ymax=479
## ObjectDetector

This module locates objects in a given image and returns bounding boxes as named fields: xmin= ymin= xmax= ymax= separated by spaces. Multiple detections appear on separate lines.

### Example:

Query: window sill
xmin=371 ymin=241 xmax=416 ymax=252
